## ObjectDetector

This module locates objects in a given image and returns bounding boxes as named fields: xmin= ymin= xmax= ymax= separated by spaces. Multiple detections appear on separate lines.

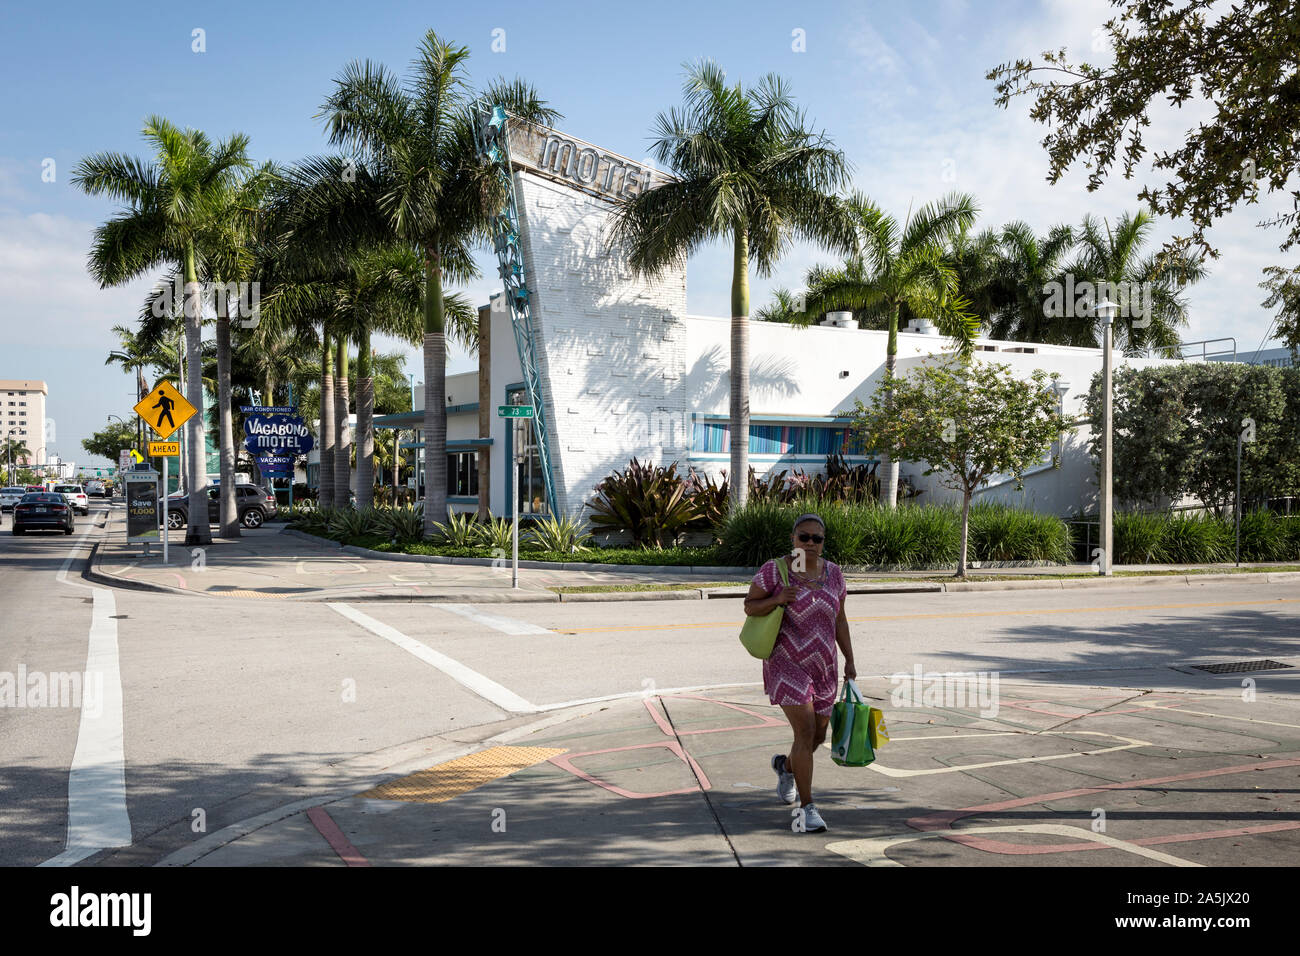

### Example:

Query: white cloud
xmin=0 ymin=211 xmax=158 ymax=346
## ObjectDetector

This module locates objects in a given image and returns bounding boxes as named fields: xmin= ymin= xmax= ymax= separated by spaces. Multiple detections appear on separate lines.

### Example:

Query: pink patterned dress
xmin=753 ymin=557 xmax=847 ymax=716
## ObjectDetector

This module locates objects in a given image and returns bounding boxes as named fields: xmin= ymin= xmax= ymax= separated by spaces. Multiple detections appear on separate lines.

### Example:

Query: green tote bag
xmin=738 ymin=557 xmax=790 ymax=659
xmin=830 ymin=679 xmax=877 ymax=767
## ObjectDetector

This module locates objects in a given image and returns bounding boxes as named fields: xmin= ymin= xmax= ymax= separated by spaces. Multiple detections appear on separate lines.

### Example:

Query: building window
xmin=446 ymin=451 xmax=479 ymax=497
xmin=691 ymin=421 xmax=859 ymax=456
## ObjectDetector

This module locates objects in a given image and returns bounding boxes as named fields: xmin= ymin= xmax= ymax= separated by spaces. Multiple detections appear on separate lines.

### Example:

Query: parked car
xmin=0 ymin=486 xmax=26 ymax=513
xmin=166 ymin=484 xmax=280 ymax=530
xmin=53 ymin=484 xmax=90 ymax=515
xmin=12 ymin=492 xmax=75 ymax=534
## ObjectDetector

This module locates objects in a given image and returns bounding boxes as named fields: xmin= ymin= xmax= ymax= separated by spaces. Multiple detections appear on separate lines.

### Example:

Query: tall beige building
xmin=0 ymin=380 xmax=47 ymax=467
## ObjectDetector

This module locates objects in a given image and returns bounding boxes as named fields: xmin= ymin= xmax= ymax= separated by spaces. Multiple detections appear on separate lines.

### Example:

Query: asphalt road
xmin=1 ymin=504 xmax=1297 ymax=866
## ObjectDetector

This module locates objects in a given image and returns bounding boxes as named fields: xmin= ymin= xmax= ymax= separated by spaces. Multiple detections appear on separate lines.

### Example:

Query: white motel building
xmin=373 ymin=114 xmax=1185 ymax=522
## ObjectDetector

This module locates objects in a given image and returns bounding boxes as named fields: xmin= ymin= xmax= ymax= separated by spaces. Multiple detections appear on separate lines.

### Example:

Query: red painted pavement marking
xmin=546 ymin=695 xmax=780 ymax=799
xmin=905 ymin=758 xmax=1300 ymax=856
xmin=547 ymin=740 xmax=712 ymax=799
xmin=306 ymin=806 xmax=371 ymax=867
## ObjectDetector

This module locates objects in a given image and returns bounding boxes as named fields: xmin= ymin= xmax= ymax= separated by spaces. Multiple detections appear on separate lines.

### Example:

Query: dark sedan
xmin=12 ymin=493 xmax=75 ymax=535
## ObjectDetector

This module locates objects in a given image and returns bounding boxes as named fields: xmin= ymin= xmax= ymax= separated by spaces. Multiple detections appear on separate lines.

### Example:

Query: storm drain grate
xmin=1188 ymin=659 xmax=1294 ymax=675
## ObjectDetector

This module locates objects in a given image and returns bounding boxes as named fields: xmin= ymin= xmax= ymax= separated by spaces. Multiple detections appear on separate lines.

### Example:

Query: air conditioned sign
xmin=505 ymin=120 xmax=671 ymax=203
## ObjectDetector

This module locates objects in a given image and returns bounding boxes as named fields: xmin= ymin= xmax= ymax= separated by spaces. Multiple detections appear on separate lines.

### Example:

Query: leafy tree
xmin=1259 ymin=264 xmax=1300 ymax=358
xmin=1082 ymin=363 xmax=1298 ymax=514
xmin=81 ymin=422 xmax=138 ymax=462
xmin=988 ymin=0 xmax=1300 ymax=259
xmin=610 ymin=59 xmax=856 ymax=510
xmin=846 ymin=358 xmax=1065 ymax=576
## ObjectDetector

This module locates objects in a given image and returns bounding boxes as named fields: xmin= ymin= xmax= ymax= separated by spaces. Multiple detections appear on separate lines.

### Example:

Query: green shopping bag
xmin=830 ymin=679 xmax=877 ymax=767
xmin=739 ymin=557 xmax=790 ymax=660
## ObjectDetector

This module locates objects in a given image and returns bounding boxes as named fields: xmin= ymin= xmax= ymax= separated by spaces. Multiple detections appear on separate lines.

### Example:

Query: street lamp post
xmin=1096 ymin=299 xmax=1119 ymax=576
xmin=6 ymin=428 xmax=15 ymax=486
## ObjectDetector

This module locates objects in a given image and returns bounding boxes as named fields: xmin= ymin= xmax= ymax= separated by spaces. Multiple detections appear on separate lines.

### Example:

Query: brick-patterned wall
xmin=514 ymin=171 xmax=688 ymax=518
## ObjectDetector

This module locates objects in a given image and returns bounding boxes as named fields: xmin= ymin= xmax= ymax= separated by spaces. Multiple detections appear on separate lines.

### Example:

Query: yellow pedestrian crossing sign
xmin=134 ymin=380 xmax=197 ymax=440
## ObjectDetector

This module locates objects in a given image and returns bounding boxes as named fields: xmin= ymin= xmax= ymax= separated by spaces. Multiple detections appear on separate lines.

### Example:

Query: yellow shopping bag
xmin=868 ymin=706 xmax=889 ymax=749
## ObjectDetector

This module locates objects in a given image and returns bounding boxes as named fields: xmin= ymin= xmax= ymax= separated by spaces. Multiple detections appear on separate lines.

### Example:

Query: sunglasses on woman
xmin=797 ymin=533 xmax=824 ymax=544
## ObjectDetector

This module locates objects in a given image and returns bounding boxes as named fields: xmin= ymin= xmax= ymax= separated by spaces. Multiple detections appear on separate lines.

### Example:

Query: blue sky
xmin=1 ymin=0 xmax=1291 ymax=467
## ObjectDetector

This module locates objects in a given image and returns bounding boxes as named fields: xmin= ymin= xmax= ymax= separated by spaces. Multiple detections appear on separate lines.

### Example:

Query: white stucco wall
xmin=513 ymin=170 xmax=688 ymax=517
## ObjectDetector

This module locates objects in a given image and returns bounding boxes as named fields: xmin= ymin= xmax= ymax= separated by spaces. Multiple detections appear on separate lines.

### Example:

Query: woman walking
xmin=743 ymin=512 xmax=856 ymax=833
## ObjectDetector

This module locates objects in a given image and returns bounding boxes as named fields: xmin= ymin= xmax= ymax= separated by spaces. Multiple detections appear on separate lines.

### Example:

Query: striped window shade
xmin=691 ymin=422 xmax=852 ymax=455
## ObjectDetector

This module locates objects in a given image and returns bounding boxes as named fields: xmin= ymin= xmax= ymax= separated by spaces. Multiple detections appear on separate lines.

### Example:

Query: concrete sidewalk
xmin=87 ymin=506 xmax=1300 ymax=602
xmin=87 ymin=508 xmax=755 ymax=602
xmin=142 ymin=673 xmax=1300 ymax=867
xmin=86 ymin=509 xmax=1300 ymax=606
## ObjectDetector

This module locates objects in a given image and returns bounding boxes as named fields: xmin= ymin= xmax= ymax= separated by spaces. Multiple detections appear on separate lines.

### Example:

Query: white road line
xmin=328 ymin=603 xmax=538 ymax=714
xmin=40 ymin=587 xmax=132 ymax=866
xmin=825 ymin=824 xmax=1202 ymax=867
xmin=428 ymin=603 xmax=555 ymax=635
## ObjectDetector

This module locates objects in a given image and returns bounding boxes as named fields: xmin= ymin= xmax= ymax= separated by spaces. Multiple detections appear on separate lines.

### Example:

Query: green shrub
xmin=813 ymin=501 xmax=873 ymax=564
xmin=474 ymin=517 xmax=515 ymax=552
xmin=586 ymin=458 xmax=700 ymax=549
xmin=715 ymin=500 xmax=799 ymax=566
xmin=1281 ymin=516 xmax=1300 ymax=559
xmin=1160 ymin=512 xmax=1233 ymax=563
xmin=371 ymin=505 xmax=426 ymax=544
xmin=430 ymin=511 xmax=481 ymax=548
xmin=1238 ymin=509 xmax=1291 ymax=561
xmin=967 ymin=503 xmax=1067 ymax=562
xmin=526 ymin=515 xmax=593 ymax=552
xmin=1114 ymin=512 xmax=1166 ymax=564
xmin=326 ymin=507 xmax=375 ymax=541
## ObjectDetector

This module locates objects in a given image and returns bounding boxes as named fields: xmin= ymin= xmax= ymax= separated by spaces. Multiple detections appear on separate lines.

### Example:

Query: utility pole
xmin=1096 ymin=298 xmax=1118 ymax=576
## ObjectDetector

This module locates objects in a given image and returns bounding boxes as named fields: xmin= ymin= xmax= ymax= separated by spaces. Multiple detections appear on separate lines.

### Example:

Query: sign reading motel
xmin=504 ymin=118 xmax=673 ymax=203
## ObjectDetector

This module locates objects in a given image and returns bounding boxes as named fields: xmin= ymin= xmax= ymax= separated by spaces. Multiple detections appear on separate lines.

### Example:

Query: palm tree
xmin=986 ymin=221 xmax=1077 ymax=343
xmin=280 ymin=30 xmax=558 ymax=535
xmin=200 ymin=162 xmax=277 ymax=536
xmin=1067 ymin=211 xmax=1205 ymax=356
xmin=801 ymin=192 xmax=981 ymax=506
xmin=104 ymin=324 xmax=154 ymax=451
xmin=2 ymin=436 xmax=31 ymax=483
xmin=610 ymin=60 xmax=855 ymax=510
xmin=73 ymin=116 xmax=252 ymax=545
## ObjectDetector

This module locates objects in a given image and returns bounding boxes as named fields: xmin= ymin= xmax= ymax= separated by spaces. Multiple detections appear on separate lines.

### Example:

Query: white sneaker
xmin=771 ymin=754 xmax=797 ymax=805
xmin=799 ymin=803 xmax=828 ymax=833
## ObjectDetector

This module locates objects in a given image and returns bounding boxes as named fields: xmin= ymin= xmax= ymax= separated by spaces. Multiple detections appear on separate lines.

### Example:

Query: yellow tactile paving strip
xmin=358 ymin=746 xmax=568 ymax=804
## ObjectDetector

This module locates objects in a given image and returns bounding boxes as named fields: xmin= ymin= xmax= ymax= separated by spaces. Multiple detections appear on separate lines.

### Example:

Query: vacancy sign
xmin=135 ymin=381 xmax=197 ymax=441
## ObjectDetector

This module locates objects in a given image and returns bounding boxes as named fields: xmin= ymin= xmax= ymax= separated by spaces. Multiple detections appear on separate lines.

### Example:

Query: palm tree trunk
xmin=422 ymin=250 xmax=448 ymax=536
xmin=879 ymin=302 xmax=901 ymax=509
xmin=355 ymin=329 xmax=375 ymax=509
xmin=394 ymin=429 xmax=402 ymax=503
xmin=729 ymin=226 xmax=751 ymax=511
xmin=334 ymin=336 xmax=352 ymax=507
xmin=318 ymin=333 xmax=334 ymax=507
xmin=216 ymin=293 xmax=240 ymax=538
xmin=182 ymin=244 xmax=211 ymax=546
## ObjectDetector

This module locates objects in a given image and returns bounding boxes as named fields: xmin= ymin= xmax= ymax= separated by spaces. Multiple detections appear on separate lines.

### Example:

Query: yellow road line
xmin=357 ymin=745 xmax=567 ymax=804
xmin=556 ymin=596 xmax=1300 ymax=634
